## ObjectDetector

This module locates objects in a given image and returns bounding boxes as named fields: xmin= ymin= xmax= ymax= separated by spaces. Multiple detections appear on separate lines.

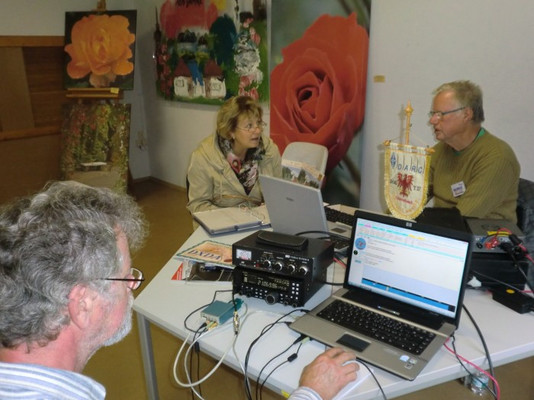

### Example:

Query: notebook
xmin=290 ymin=209 xmax=474 ymax=381
xmin=259 ymin=175 xmax=352 ymax=240
xmin=193 ymin=205 xmax=270 ymax=235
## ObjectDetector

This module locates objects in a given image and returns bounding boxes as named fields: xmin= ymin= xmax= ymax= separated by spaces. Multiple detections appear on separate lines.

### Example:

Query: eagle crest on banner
xmin=384 ymin=102 xmax=433 ymax=220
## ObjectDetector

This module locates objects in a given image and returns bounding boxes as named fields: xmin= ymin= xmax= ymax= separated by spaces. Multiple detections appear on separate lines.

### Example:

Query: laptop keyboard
xmin=324 ymin=207 xmax=355 ymax=226
xmin=317 ymin=300 xmax=436 ymax=355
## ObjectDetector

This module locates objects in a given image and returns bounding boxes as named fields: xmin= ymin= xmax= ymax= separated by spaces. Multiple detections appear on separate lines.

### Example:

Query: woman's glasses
xmin=238 ymin=121 xmax=267 ymax=133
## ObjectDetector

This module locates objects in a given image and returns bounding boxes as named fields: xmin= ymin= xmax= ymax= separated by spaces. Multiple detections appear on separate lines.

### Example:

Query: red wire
xmin=443 ymin=338 xmax=501 ymax=399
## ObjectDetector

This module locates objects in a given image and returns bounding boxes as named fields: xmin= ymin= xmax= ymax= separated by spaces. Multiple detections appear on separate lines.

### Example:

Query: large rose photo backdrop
xmin=270 ymin=0 xmax=370 ymax=206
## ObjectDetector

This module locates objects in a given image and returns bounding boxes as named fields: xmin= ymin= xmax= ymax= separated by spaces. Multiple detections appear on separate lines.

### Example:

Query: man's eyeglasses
xmin=238 ymin=121 xmax=267 ymax=133
xmin=102 ymin=267 xmax=145 ymax=290
xmin=428 ymin=107 xmax=465 ymax=120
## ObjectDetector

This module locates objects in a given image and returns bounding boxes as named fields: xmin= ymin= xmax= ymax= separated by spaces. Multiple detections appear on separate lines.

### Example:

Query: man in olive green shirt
xmin=428 ymin=80 xmax=520 ymax=223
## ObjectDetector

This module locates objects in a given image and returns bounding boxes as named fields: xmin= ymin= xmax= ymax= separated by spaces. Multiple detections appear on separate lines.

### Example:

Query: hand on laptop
xmin=299 ymin=347 xmax=359 ymax=400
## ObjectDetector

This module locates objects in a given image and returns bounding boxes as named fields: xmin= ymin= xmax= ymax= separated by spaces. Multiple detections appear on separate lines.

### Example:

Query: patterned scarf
xmin=217 ymin=135 xmax=266 ymax=195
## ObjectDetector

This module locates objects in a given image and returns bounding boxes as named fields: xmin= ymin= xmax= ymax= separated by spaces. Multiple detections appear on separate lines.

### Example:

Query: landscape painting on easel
xmin=64 ymin=10 xmax=137 ymax=90
xmin=60 ymin=103 xmax=131 ymax=193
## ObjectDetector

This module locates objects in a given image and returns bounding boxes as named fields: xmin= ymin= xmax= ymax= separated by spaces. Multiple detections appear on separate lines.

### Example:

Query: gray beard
xmin=102 ymin=292 xmax=134 ymax=347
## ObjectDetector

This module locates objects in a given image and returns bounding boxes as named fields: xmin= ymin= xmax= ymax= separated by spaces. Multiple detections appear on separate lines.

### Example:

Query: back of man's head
xmin=0 ymin=181 xmax=147 ymax=350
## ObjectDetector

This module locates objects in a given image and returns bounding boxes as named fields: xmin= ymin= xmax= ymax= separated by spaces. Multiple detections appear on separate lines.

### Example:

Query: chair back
xmin=281 ymin=142 xmax=328 ymax=189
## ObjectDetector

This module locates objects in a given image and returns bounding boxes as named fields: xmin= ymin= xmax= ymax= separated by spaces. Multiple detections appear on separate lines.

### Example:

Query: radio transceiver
xmin=232 ymin=230 xmax=334 ymax=307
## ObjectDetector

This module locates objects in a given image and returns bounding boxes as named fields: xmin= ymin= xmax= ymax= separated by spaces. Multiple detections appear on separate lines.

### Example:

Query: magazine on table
xmin=171 ymin=240 xmax=234 ymax=282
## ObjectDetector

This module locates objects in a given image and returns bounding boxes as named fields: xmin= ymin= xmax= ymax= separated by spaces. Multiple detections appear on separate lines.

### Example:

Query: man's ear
xmin=464 ymin=107 xmax=474 ymax=122
xmin=68 ymin=285 xmax=97 ymax=329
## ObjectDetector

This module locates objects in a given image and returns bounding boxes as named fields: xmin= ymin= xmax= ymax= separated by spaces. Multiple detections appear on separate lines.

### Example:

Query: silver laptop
xmin=259 ymin=175 xmax=352 ymax=240
xmin=290 ymin=209 xmax=474 ymax=380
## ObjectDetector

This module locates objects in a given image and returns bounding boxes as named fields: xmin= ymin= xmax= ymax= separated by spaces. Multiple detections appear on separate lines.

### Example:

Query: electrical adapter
xmin=201 ymin=299 xmax=243 ymax=324
xmin=491 ymin=286 xmax=534 ymax=314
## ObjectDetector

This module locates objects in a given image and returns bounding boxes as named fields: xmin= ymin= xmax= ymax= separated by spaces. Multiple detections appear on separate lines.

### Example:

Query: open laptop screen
xmin=346 ymin=212 xmax=472 ymax=319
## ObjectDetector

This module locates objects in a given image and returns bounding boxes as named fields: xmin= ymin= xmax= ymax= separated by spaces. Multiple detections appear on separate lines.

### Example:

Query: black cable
xmin=499 ymin=241 xmax=534 ymax=293
xmin=243 ymin=319 xmax=294 ymax=400
xmin=359 ymin=360 xmax=387 ymax=400
xmin=189 ymin=324 xmax=207 ymax=399
xmin=243 ymin=309 xmax=308 ymax=400
xmin=462 ymin=305 xmax=497 ymax=397
xmin=470 ymin=270 xmax=525 ymax=292
xmin=449 ymin=334 xmax=497 ymax=398
xmin=259 ymin=342 xmax=305 ymax=400
xmin=255 ymin=338 xmax=302 ymax=400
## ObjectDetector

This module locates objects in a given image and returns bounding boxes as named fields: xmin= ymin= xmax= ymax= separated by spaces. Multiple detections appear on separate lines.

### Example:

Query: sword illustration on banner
xmin=383 ymin=101 xmax=434 ymax=220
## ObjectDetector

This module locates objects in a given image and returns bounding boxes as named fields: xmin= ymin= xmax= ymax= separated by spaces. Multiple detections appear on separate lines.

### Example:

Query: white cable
xmin=173 ymin=302 xmax=301 ymax=393
xmin=185 ymin=330 xmax=206 ymax=400
xmin=231 ymin=303 xmax=250 ymax=375
xmin=173 ymin=319 xmax=237 ymax=388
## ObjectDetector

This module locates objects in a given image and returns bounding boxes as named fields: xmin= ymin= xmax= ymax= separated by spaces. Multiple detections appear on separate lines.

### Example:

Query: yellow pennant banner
xmin=384 ymin=142 xmax=430 ymax=220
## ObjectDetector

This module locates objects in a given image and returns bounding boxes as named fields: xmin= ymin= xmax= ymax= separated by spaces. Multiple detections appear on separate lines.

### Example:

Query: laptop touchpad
xmin=337 ymin=334 xmax=370 ymax=352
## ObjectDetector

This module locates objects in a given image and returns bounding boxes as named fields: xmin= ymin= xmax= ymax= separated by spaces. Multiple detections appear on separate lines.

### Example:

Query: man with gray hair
xmin=428 ymin=80 xmax=520 ymax=222
xmin=0 ymin=181 xmax=358 ymax=400
xmin=0 ymin=181 xmax=148 ymax=399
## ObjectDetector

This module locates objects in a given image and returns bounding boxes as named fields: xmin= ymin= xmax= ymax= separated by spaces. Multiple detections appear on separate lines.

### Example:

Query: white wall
xmin=138 ymin=0 xmax=534 ymax=196
xmin=360 ymin=0 xmax=534 ymax=211
xmin=135 ymin=1 xmax=224 ymax=187
xmin=2 ymin=0 xmax=533 ymax=197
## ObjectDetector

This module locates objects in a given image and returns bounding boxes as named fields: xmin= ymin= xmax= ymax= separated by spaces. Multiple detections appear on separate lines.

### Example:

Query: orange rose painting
xmin=270 ymin=0 xmax=370 ymax=206
xmin=64 ymin=10 xmax=137 ymax=89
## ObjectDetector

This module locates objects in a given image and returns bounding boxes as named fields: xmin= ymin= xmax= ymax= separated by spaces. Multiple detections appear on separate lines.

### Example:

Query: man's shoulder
xmin=478 ymin=130 xmax=518 ymax=158
xmin=0 ymin=362 xmax=106 ymax=400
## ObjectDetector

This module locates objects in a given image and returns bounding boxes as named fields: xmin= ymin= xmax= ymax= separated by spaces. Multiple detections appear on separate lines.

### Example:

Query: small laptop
xmin=290 ymin=209 xmax=474 ymax=380
xmin=259 ymin=175 xmax=352 ymax=240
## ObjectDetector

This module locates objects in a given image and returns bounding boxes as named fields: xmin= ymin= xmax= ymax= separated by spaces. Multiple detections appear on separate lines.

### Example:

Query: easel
xmin=59 ymin=0 xmax=134 ymax=193
xmin=66 ymin=87 xmax=123 ymax=101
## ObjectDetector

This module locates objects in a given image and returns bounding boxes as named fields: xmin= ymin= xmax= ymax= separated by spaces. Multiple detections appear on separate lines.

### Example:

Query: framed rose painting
xmin=64 ymin=10 xmax=137 ymax=90
xmin=270 ymin=0 xmax=371 ymax=207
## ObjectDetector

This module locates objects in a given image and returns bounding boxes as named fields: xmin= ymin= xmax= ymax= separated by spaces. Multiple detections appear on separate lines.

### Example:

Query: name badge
xmin=451 ymin=181 xmax=466 ymax=197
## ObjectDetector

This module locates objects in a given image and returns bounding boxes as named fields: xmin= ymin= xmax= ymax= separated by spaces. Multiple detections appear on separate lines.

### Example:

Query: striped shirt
xmin=0 ymin=362 xmax=105 ymax=400
xmin=288 ymin=387 xmax=322 ymax=400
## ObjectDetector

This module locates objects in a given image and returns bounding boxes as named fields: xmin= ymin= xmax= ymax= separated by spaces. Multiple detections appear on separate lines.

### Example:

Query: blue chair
xmin=517 ymin=178 xmax=534 ymax=252
xmin=516 ymin=178 xmax=534 ymax=287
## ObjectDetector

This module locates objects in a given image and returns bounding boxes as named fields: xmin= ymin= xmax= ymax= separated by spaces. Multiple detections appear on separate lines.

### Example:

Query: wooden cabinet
xmin=0 ymin=36 xmax=66 ymax=203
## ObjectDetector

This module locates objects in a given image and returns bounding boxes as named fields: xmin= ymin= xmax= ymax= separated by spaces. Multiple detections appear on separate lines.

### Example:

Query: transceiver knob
xmin=265 ymin=291 xmax=279 ymax=304
xmin=298 ymin=266 xmax=309 ymax=276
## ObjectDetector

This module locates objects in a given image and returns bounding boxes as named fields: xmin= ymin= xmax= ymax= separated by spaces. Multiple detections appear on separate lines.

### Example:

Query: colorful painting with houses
xmin=155 ymin=0 xmax=268 ymax=104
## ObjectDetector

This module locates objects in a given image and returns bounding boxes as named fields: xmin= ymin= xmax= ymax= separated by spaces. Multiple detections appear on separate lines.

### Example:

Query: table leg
xmin=137 ymin=312 xmax=159 ymax=400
